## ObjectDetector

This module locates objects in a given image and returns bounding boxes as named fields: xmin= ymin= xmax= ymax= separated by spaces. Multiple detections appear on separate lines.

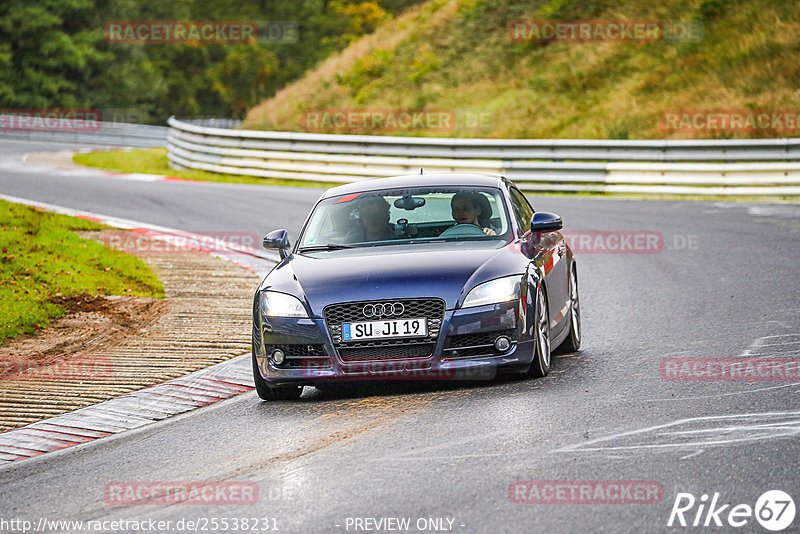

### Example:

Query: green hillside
xmin=243 ymin=0 xmax=800 ymax=139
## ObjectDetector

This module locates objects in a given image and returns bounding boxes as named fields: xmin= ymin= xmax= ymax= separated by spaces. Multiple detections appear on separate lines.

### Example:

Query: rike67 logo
xmin=668 ymin=490 xmax=795 ymax=531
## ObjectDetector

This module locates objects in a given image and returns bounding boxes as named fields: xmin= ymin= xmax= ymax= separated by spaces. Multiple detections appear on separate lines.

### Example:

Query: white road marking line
xmin=650 ymin=382 xmax=800 ymax=402
xmin=554 ymin=411 xmax=800 ymax=454
xmin=748 ymin=205 xmax=800 ymax=218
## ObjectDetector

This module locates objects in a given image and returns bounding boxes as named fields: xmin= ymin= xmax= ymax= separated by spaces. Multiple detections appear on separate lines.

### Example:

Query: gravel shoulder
xmin=0 ymin=230 xmax=261 ymax=432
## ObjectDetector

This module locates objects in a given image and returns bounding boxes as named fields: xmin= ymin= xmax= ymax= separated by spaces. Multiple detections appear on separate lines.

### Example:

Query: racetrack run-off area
xmin=0 ymin=224 xmax=262 ymax=437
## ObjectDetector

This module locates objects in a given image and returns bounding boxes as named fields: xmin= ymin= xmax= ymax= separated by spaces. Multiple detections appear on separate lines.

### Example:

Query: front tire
xmin=528 ymin=284 xmax=551 ymax=378
xmin=252 ymin=351 xmax=303 ymax=400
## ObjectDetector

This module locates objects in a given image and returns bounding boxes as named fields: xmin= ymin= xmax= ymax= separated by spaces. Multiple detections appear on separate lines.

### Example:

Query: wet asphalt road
xmin=0 ymin=138 xmax=799 ymax=533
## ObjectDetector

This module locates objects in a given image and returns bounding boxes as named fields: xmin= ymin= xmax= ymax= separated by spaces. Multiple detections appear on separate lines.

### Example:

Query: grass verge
xmin=73 ymin=148 xmax=342 ymax=188
xmin=0 ymin=200 xmax=164 ymax=344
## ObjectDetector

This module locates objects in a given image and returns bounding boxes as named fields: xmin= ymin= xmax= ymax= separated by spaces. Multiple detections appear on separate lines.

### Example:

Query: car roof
xmin=320 ymin=173 xmax=507 ymax=199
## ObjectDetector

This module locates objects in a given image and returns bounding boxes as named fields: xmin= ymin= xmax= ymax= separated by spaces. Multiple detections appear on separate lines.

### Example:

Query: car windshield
xmin=299 ymin=186 xmax=511 ymax=249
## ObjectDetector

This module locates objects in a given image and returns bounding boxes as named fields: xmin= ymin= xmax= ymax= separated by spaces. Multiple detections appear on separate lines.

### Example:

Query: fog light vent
xmin=271 ymin=348 xmax=286 ymax=365
xmin=494 ymin=336 xmax=512 ymax=352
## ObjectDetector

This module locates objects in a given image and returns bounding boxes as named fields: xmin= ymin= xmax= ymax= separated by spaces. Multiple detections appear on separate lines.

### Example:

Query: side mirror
xmin=263 ymin=229 xmax=290 ymax=259
xmin=530 ymin=212 xmax=562 ymax=232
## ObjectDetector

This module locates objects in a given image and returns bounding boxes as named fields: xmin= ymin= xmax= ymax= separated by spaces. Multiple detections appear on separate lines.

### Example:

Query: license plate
xmin=342 ymin=318 xmax=427 ymax=341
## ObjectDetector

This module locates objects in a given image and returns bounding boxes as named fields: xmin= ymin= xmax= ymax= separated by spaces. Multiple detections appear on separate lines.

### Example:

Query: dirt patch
xmin=1 ymin=294 xmax=167 ymax=380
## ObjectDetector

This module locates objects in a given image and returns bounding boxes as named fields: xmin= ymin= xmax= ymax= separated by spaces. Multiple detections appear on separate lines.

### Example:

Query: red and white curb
xmin=0 ymin=193 xmax=280 ymax=276
xmin=0 ymin=354 xmax=253 ymax=463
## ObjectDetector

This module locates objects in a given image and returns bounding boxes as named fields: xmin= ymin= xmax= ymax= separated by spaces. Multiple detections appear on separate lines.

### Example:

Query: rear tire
xmin=559 ymin=265 xmax=581 ymax=353
xmin=528 ymin=284 xmax=551 ymax=378
xmin=252 ymin=351 xmax=303 ymax=400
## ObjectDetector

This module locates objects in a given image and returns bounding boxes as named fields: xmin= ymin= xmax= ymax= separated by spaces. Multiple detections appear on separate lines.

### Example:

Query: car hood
xmin=261 ymin=243 xmax=521 ymax=316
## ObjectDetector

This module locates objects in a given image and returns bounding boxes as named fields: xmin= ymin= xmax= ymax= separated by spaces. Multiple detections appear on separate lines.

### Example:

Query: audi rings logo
xmin=363 ymin=302 xmax=405 ymax=318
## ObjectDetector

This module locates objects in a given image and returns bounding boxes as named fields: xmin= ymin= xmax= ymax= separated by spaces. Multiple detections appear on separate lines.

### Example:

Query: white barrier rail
xmin=166 ymin=117 xmax=800 ymax=196
xmin=0 ymin=116 xmax=168 ymax=147
xmin=6 ymin=114 xmax=796 ymax=196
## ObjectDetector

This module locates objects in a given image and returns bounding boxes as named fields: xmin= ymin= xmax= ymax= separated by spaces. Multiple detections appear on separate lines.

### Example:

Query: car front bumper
xmin=254 ymin=300 xmax=536 ymax=386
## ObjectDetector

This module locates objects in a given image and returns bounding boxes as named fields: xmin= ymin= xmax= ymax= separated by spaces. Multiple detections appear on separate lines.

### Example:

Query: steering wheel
xmin=439 ymin=223 xmax=486 ymax=238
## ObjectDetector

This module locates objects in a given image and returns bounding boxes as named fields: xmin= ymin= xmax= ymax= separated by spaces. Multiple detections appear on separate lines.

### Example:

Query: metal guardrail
xmin=0 ymin=116 xmax=167 ymax=147
xmin=167 ymin=117 xmax=800 ymax=196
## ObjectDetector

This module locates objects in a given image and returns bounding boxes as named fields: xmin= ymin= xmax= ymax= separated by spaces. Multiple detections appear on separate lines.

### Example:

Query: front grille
xmin=443 ymin=328 xmax=516 ymax=359
xmin=339 ymin=343 xmax=436 ymax=362
xmin=324 ymin=298 xmax=445 ymax=361
xmin=266 ymin=344 xmax=331 ymax=368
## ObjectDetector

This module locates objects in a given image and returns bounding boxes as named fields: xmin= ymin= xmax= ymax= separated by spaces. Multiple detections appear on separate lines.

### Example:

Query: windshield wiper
xmin=423 ymin=236 xmax=496 ymax=243
xmin=297 ymin=244 xmax=357 ymax=252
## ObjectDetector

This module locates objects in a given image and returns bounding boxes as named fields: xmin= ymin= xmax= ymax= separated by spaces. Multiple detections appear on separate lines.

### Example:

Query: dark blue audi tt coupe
xmin=252 ymin=173 xmax=580 ymax=399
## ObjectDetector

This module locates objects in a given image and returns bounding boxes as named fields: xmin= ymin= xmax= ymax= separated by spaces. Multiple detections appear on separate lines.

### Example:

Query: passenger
xmin=450 ymin=192 xmax=497 ymax=235
xmin=346 ymin=196 xmax=396 ymax=242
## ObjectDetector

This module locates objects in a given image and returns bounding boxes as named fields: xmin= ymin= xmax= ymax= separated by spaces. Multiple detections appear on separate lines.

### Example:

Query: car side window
xmin=509 ymin=187 xmax=534 ymax=232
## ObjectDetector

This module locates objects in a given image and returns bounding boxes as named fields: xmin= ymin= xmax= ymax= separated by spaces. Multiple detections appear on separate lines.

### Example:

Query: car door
xmin=508 ymin=186 xmax=568 ymax=337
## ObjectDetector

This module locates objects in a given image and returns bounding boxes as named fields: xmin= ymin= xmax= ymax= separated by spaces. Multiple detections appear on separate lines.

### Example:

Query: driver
xmin=346 ymin=196 xmax=397 ymax=242
xmin=450 ymin=192 xmax=497 ymax=235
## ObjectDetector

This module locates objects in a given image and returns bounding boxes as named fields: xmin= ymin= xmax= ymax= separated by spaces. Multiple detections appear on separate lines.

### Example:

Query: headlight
xmin=260 ymin=291 xmax=308 ymax=318
xmin=462 ymin=275 xmax=521 ymax=308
